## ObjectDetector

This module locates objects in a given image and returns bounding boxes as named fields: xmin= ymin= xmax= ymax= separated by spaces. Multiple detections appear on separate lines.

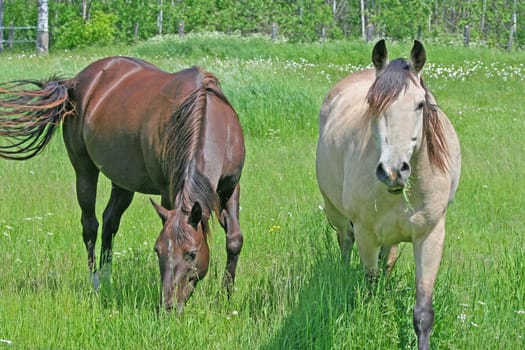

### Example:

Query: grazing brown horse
xmin=316 ymin=40 xmax=461 ymax=349
xmin=0 ymin=57 xmax=245 ymax=312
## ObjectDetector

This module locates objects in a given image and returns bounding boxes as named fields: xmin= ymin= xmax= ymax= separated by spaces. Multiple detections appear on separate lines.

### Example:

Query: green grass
xmin=0 ymin=34 xmax=524 ymax=349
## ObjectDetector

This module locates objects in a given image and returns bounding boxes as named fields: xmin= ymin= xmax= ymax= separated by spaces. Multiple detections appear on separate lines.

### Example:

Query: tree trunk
xmin=360 ymin=0 xmax=365 ymax=40
xmin=37 ymin=0 xmax=49 ymax=54
xmin=158 ymin=0 xmax=163 ymax=35
xmin=507 ymin=0 xmax=517 ymax=50
xmin=82 ymin=0 xmax=87 ymax=20
xmin=480 ymin=0 xmax=486 ymax=33
xmin=0 ymin=0 xmax=4 ymax=53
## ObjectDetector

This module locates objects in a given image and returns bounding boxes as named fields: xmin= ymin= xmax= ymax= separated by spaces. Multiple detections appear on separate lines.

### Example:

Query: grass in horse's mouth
xmin=402 ymin=179 xmax=415 ymax=213
xmin=387 ymin=187 xmax=404 ymax=194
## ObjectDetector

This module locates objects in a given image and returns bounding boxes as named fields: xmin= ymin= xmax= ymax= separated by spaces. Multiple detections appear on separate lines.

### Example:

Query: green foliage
xmin=106 ymin=0 xmax=159 ymax=42
xmin=373 ymin=0 xmax=432 ymax=39
xmin=1 ymin=0 xmax=523 ymax=49
xmin=1 ymin=0 xmax=36 ymax=26
xmin=53 ymin=11 xmax=118 ymax=49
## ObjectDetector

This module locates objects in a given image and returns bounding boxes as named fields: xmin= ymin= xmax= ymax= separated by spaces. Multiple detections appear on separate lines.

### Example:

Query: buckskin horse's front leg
xmin=413 ymin=216 xmax=446 ymax=350
xmin=218 ymin=184 xmax=243 ymax=296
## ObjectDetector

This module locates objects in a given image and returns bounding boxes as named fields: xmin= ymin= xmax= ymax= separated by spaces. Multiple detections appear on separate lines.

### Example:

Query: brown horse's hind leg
xmin=218 ymin=183 xmax=243 ymax=297
xmin=100 ymin=183 xmax=134 ymax=272
xmin=72 ymin=160 xmax=100 ymax=288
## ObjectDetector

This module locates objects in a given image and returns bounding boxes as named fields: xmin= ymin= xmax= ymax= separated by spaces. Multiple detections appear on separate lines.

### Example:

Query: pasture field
xmin=0 ymin=35 xmax=524 ymax=349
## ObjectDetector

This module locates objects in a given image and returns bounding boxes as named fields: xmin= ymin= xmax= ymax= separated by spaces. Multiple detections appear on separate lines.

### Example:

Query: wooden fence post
xmin=134 ymin=22 xmax=139 ymax=42
xmin=271 ymin=22 xmax=278 ymax=42
xmin=8 ymin=23 xmax=13 ymax=50
xmin=178 ymin=20 xmax=184 ymax=38
xmin=366 ymin=24 xmax=374 ymax=42
xmin=464 ymin=25 xmax=470 ymax=47
xmin=507 ymin=24 xmax=516 ymax=50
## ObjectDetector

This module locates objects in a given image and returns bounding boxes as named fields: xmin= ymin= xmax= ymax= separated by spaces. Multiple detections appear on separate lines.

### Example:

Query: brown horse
xmin=0 ymin=57 xmax=245 ymax=312
xmin=316 ymin=40 xmax=461 ymax=349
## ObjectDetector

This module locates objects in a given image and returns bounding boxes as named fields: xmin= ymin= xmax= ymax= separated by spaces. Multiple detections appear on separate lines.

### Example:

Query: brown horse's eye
xmin=185 ymin=250 xmax=197 ymax=261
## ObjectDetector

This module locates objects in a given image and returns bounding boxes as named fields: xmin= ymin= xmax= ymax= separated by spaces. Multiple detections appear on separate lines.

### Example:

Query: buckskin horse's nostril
xmin=400 ymin=161 xmax=411 ymax=179
xmin=376 ymin=163 xmax=389 ymax=183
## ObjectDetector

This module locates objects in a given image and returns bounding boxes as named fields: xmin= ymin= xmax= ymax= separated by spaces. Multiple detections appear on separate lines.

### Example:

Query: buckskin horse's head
xmin=367 ymin=40 xmax=448 ymax=193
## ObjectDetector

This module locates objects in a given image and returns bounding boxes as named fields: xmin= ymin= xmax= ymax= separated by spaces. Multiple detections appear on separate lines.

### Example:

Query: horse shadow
xmin=252 ymin=224 xmax=416 ymax=349
xmin=241 ymin=224 xmax=360 ymax=349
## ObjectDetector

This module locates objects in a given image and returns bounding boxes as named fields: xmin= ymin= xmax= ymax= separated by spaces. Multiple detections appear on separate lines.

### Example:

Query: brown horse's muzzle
xmin=160 ymin=258 xmax=208 ymax=313
xmin=161 ymin=269 xmax=198 ymax=313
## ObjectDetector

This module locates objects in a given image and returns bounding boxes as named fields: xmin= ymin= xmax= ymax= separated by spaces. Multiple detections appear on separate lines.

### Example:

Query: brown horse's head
xmin=151 ymin=199 xmax=210 ymax=313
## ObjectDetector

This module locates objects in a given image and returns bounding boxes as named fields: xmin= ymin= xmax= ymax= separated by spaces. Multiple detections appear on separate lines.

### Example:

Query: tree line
xmin=1 ymin=0 xmax=523 ymax=50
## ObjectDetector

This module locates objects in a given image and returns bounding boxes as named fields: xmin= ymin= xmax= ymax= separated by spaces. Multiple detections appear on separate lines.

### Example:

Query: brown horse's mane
xmin=160 ymin=67 xmax=232 ymax=231
xmin=365 ymin=59 xmax=449 ymax=172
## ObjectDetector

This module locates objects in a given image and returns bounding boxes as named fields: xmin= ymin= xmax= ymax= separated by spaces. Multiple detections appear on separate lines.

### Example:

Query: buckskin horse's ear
xmin=150 ymin=198 xmax=168 ymax=224
xmin=188 ymin=202 xmax=202 ymax=229
xmin=372 ymin=39 xmax=388 ymax=71
xmin=410 ymin=40 xmax=426 ymax=73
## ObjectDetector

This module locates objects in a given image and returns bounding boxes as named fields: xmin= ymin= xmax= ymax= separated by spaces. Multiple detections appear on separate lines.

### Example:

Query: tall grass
xmin=0 ymin=34 xmax=524 ymax=349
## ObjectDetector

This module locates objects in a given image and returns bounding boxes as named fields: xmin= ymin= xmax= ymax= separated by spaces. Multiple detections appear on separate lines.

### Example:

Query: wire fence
xmin=0 ymin=25 xmax=36 ymax=52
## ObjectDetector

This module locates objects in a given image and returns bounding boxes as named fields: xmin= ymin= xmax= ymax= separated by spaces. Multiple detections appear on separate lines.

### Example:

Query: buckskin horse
xmin=316 ymin=40 xmax=461 ymax=349
xmin=0 ymin=57 xmax=245 ymax=313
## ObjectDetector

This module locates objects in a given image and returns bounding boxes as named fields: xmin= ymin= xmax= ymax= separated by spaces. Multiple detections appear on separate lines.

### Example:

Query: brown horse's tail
xmin=0 ymin=77 xmax=76 ymax=160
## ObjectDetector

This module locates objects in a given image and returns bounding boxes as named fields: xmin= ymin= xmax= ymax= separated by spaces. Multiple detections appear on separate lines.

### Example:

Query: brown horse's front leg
xmin=81 ymin=214 xmax=99 ymax=285
xmin=413 ymin=217 xmax=445 ymax=350
xmin=100 ymin=184 xmax=134 ymax=267
xmin=218 ymin=184 xmax=243 ymax=297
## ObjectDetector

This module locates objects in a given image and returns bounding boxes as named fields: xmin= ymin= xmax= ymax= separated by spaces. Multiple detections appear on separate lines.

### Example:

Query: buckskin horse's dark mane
xmin=160 ymin=67 xmax=233 ymax=239
xmin=365 ymin=58 xmax=450 ymax=172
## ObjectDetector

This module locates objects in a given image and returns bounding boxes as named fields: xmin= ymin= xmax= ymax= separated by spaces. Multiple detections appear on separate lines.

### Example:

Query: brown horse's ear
xmin=410 ymin=40 xmax=426 ymax=73
xmin=372 ymin=39 xmax=388 ymax=71
xmin=188 ymin=202 xmax=202 ymax=229
xmin=150 ymin=198 xmax=168 ymax=224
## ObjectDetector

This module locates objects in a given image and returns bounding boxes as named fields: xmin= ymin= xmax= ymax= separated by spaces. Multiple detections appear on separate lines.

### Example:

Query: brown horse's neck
xmin=172 ymin=161 xmax=216 ymax=218
xmin=159 ymin=68 xmax=229 ymax=222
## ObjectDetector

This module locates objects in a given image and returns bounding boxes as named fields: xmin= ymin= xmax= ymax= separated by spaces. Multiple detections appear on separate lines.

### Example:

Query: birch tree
xmin=37 ymin=0 xmax=48 ymax=54
xmin=360 ymin=0 xmax=365 ymax=40
xmin=0 ymin=0 xmax=4 ymax=53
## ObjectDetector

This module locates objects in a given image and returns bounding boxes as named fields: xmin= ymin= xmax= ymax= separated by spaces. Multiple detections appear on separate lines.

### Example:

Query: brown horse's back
xmin=64 ymin=57 xmax=205 ymax=195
